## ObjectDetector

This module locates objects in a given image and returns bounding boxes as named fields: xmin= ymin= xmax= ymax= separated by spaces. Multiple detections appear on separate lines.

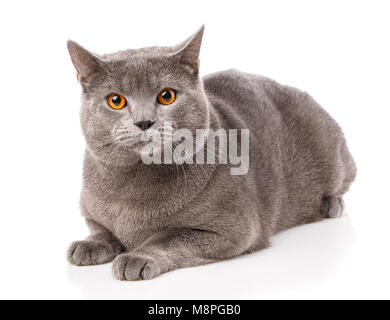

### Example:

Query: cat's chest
xmin=81 ymin=188 xmax=171 ymax=249
xmin=81 ymin=161 xmax=217 ymax=248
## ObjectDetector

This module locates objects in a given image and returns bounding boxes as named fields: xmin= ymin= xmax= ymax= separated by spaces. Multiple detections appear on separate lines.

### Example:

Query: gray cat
xmin=67 ymin=26 xmax=356 ymax=280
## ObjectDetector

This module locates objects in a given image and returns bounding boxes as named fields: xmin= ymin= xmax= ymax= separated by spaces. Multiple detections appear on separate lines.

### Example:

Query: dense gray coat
xmin=67 ymin=27 xmax=356 ymax=280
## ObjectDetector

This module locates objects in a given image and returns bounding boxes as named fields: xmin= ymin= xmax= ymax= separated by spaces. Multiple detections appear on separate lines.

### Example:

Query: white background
xmin=0 ymin=0 xmax=389 ymax=299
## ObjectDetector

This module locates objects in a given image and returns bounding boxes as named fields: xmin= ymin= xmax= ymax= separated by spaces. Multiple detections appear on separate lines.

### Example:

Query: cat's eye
xmin=107 ymin=93 xmax=127 ymax=110
xmin=157 ymin=88 xmax=176 ymax=105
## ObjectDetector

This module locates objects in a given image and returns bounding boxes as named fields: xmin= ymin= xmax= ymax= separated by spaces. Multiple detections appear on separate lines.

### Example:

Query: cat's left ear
xmin=172 ymin=25 xmax=204 ymax=74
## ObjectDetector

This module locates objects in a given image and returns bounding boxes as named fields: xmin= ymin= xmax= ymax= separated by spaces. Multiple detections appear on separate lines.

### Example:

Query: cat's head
xmin=68 ymin=26 xmax=209 ymax=167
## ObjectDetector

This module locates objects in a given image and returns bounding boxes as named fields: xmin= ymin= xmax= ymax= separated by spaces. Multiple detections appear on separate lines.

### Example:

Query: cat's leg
xmin=68 ymin=219 xmax=125 ymax=266
xmin=324 ymin=196 xmax=344 ymax=218
xmin=112 ymin=228 xmax=251 ymax=281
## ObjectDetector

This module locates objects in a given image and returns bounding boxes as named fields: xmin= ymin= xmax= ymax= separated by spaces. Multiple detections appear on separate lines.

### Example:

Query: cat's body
xmin=67 ymin=27 xmax=356 ymax=280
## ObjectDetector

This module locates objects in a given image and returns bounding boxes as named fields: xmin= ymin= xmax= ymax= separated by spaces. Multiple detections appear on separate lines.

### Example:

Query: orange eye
xmin=157 ymin=88 xmax=176 ymax=105
xmin=107 ymin=93 xmax=127 ymax=110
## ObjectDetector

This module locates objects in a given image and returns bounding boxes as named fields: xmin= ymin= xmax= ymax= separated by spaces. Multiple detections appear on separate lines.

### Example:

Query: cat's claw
xmin=112 ymin=253 xmax=161 ymax=281
xmin=67 ymin=240 xmax=115 ymax=266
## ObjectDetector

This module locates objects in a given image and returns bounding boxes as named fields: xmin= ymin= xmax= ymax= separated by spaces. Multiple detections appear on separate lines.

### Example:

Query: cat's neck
xmin=82 ymin=148 xmax=219 ymax=216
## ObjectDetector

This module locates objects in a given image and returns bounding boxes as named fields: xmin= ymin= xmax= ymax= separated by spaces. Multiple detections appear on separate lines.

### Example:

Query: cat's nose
xmin=134 ymin=120 xmax=155 ymax=131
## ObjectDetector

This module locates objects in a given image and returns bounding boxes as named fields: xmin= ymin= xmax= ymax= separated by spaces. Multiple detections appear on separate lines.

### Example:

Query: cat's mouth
xmin=115 ymin=130 xmax=174 ymax=147
xmin=115 ymin=136 xmax=151 ymax=151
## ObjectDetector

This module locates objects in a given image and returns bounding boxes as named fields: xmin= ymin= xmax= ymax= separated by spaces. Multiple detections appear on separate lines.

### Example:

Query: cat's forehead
xmin=101 ymin=46 xmax=175 ymax=61
xmin=97 ymin=46 xmax=187 ymax=94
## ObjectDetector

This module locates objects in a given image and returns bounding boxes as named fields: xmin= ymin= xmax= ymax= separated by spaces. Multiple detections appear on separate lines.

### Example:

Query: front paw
xmin=112 ymin=253 xmax=161 ymax=281
xmin=67 ymin=240 xmax=115 ymax=266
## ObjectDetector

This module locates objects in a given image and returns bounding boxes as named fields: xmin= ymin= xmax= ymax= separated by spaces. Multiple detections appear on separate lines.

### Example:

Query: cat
xmin=67 ymin=26 xmax=356 ymax=280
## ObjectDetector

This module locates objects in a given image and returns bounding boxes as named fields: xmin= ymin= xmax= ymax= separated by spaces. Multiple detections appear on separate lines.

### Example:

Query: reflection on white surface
xmin=67 ymin=215 xmax=355 ymax=299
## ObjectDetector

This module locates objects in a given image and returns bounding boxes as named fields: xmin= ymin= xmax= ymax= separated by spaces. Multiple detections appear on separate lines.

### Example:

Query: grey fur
xmin=67 ymin=26 xmax=356 ymax=280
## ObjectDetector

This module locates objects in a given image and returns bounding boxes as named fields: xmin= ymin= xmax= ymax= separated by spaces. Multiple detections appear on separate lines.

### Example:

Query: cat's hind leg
xmin=323 ymin=196 xmax=344 ymax=218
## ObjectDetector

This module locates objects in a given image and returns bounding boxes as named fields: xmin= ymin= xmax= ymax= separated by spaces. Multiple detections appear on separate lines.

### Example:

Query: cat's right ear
xmin=67 ymin=40 xmax=102 ymax=84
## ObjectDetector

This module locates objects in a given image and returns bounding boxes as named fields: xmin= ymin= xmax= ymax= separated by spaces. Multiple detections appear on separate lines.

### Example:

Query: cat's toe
xmin=67 ymin=240 xmax=115 ymax=266
xmin=112 ymin=254 xmax=161 ymax=281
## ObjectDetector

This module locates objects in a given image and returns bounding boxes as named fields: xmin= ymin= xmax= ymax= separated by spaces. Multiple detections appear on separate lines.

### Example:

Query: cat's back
xmin=202 ymin=68 xmax=289 ymax=141
xmin=203 ymin=69 xmax=278 ymax=121
xmin=203 ymin=68 xmax=344 ymax=145
xmin=203 ymin=69 xmax=356 ymax=230
xmin=203 ymin=68 xmax=355 ymax=176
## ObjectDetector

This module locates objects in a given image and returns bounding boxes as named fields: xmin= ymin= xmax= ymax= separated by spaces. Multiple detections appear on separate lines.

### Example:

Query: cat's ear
xmin=172 ymin=25 xmax=204 ymax=74
xmin=67 ymin=40 xmax=102 ymax=84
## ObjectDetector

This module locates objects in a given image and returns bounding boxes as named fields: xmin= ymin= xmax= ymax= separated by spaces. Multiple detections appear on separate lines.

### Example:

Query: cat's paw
xmin=67 ymin=240 xmax=115 ymax=266
xmin=112 ymin=253 xmax=161 ymax=281
xmin=325 ymin=196 xmax=344 ymax=218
